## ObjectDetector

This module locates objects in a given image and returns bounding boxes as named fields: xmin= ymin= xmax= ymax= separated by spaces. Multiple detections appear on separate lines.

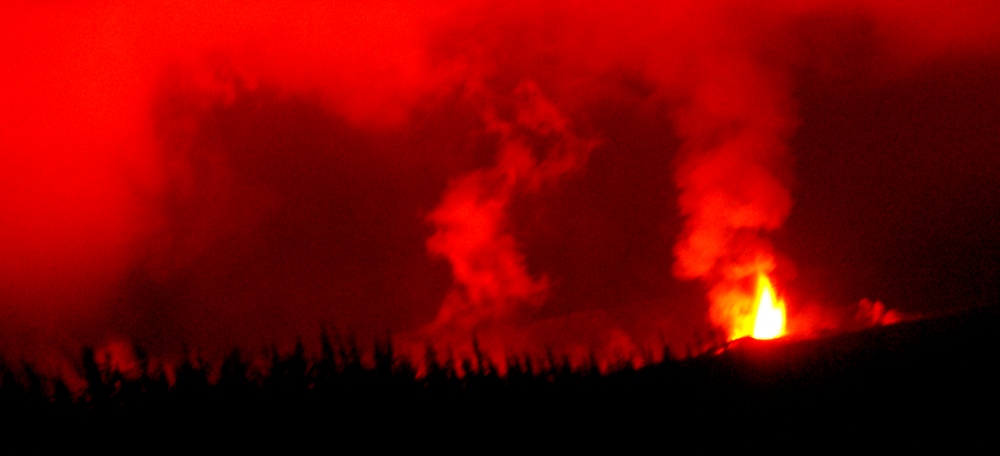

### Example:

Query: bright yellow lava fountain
xmin=751 ymin=274 xmax=786 ymax=340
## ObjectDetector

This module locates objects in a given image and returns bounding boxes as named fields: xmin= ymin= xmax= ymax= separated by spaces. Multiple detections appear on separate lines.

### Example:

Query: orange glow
xmin=752 ymin=274 xmax=786 ymax=340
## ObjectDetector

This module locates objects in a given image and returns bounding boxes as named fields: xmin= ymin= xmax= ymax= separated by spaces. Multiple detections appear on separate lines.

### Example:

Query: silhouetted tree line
xmin=2 ymin=307 xmax=999 ymax=433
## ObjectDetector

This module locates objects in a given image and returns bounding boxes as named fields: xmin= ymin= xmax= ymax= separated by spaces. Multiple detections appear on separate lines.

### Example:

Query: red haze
xmin=2 ymin=1 xmax=1000 ymax=368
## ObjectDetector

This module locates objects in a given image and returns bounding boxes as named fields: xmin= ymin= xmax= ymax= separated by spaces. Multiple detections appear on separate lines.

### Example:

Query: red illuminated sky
xmin=2 ymin=1 xmax=999 ymax=363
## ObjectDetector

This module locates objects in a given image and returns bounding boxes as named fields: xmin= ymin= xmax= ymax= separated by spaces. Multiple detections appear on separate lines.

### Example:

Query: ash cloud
xmin=2 ymin=1 xmax=1000 ymax=363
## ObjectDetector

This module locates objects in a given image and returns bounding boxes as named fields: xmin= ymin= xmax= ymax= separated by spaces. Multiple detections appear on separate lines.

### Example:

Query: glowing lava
xmin=752 ymin=274 xmax=786 ymax=340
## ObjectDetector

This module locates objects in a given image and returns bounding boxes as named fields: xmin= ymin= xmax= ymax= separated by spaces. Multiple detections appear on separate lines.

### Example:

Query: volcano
xmin=3 ymin=3 xmax=1000 ymax=446
xmin=708 ymin=305 xmax=999 ymax=419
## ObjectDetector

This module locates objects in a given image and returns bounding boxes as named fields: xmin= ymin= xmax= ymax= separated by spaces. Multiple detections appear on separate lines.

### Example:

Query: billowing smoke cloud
xmin=3 ymin=0 xmax=1000 ymax=368
xmin=0 ymin=0 xmax=462 ymax=358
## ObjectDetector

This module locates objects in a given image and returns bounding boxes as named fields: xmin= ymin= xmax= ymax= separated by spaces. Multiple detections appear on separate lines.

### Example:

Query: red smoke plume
xmin=424 ymin=82 xmax=594 ymax=340
xmin=665 ymin=34 xmax=797 ymax=341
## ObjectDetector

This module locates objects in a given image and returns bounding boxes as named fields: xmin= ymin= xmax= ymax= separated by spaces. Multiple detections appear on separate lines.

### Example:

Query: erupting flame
xmin=752 ymin=274 xmax=786 ymax=340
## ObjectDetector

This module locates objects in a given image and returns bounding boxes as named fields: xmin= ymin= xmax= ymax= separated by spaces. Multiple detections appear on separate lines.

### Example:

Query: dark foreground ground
xmin=2 ymin=305 xmax=997 ymax=443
